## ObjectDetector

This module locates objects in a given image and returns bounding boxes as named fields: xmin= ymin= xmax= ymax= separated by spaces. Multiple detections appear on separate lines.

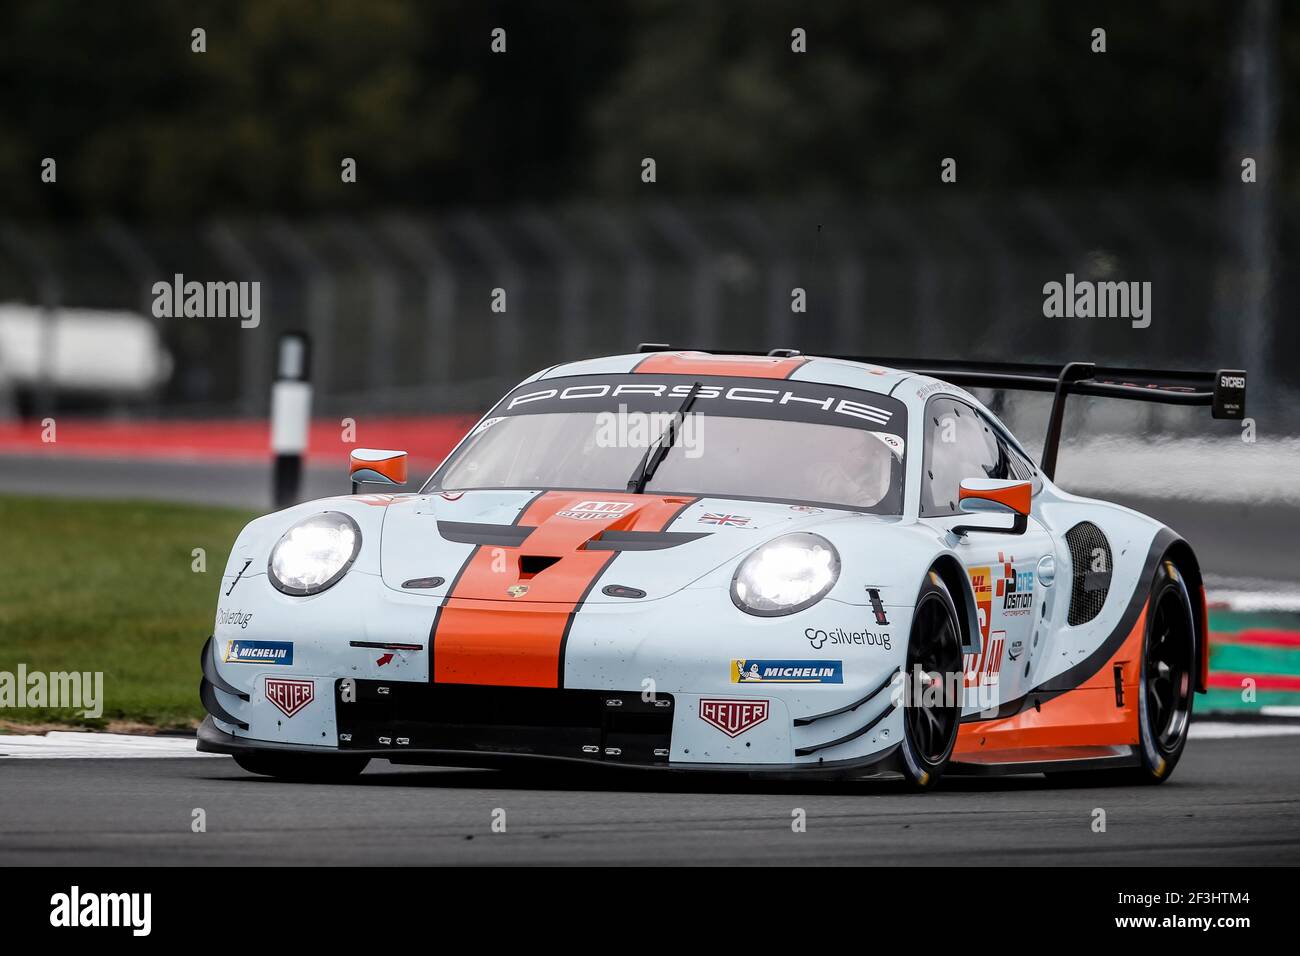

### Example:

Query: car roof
xmin=537 ymin=350 xmax=923 ymax=398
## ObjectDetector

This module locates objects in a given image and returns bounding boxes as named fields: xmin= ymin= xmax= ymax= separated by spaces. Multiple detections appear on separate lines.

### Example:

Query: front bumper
xmin=200 ymin=617 xmax=909 ymax=776
xmin=200 ymin=635 xmax=904 ymax=776
xmin=196 ymin=714 xmax=901 ymax=777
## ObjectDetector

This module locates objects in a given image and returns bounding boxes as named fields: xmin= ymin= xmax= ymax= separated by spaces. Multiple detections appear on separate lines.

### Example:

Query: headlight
xmin=731 ymin=533 xmax=840 ymax=616
xmin=268 ymin=512 xmax=361 ymax=596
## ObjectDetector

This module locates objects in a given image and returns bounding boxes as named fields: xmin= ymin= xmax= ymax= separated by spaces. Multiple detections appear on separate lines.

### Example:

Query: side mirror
xmin=349 ymin=449 xmax=408 ymax=494
xmin=951 ymin=478 xmax=1030 ymax=537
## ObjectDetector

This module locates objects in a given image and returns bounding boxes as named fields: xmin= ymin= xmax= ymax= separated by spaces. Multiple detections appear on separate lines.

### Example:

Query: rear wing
xmin=636 ymin=345 xmax=1246 ymax=481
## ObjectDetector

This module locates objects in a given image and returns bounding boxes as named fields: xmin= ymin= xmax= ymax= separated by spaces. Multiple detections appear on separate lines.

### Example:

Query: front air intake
xmin=1065 ymin=521 xmax=1112 ymax=625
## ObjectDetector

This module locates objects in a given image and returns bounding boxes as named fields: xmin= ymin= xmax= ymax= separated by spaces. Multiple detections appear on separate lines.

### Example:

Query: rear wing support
xmin=636 ymin=345 xmax=1247 ymax=482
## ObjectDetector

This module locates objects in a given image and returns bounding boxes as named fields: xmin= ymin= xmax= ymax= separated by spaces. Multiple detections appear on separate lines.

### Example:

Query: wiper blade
xmin=626 ymin=381 xmax=702 ymax=495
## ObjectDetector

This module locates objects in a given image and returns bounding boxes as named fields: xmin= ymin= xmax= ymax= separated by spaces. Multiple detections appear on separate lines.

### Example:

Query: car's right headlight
xmin=731 ymin=532 xmax=841 ymax=616
xmin=268 ymin=512 xmax=361 ymax=596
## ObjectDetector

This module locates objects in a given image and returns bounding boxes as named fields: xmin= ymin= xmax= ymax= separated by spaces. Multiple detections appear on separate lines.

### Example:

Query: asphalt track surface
xmin=3 ymin=453 xmax=1298 ymax=866
xmin=1 ymin=734 xmax=1298 ymax=865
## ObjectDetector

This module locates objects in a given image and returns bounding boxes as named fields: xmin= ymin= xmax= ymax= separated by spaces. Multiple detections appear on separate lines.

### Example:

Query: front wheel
xmin=898 ymin=571 xmax=965 ymax=790
xmin=234 ymin=753 xmax=370 ymax=782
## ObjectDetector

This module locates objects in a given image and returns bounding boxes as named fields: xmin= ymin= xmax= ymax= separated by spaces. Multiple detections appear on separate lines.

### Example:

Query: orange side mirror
xmin=958 ymin=478 xmax=1031 ymax=517
xmin=350 ymin=448 xmax=408 ymax=492
xmin=952 ymin=479 xmax=1031 ymax=537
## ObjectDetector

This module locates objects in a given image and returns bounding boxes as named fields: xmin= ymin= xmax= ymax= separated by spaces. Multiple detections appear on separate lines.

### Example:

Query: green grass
xmin=0 ymin=495 xmax=257 ymax=728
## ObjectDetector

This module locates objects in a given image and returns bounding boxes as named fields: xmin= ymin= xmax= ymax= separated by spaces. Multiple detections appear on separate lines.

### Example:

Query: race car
xmin=197 ymin=346 xmax=1247 ymax=789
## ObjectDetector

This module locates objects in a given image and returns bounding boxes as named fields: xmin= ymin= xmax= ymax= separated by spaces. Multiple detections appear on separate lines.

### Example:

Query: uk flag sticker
xmin=699 ymin=513 xmax=750 ymax=527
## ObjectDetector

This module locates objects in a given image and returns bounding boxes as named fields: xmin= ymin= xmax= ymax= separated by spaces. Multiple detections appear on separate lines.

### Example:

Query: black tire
xmin=233 ymin=753 xmax=370 ymax=782
xmin=898 ymin=570 xmax=965 ymax=790
xmin=1125 ymin=560 xmax=1197 ymax=783
xmin=1049 ymin=559 xmax=1196 ymax=787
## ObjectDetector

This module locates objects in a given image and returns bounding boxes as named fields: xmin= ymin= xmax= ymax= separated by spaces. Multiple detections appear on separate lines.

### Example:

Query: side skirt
xmin=948 ymin=744 xmax=1141 ymax=777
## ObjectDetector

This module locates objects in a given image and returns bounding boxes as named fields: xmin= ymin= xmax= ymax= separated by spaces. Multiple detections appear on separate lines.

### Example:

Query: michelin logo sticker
xmin=224 ymin=640 xmax=294 ymax=665
xmin=732 ymin=659 xmax=844 ymax=684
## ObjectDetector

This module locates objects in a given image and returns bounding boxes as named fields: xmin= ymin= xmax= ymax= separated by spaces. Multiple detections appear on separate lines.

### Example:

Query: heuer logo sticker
xmin=225 ymin=640 xmax=293 ymax=665
xmin=968 ymin=566 xmax=993 ymax=642
xmin=732 ymin=659 xmax=843 ymax=684
xmin=556 ymin=500 xmax=633 ymax=521
xmin=265 ymin=677 xmax=314 ymax=718
xmin=699 ymin=698 xmax=769 ymax=737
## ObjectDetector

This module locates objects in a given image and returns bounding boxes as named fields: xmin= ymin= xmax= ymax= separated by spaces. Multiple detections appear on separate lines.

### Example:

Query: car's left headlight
xmin=731 ymin=532 xmax=840 ymax=616
xmin=268 ymin=512 xmax=361 ymax=596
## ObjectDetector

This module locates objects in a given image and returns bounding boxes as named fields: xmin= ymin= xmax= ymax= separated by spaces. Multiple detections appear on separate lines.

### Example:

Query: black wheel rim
xmin=905 ymin=592 xmax=963 ymax=765
xmin=1145 ymin=583 xmax=1194 ymax=752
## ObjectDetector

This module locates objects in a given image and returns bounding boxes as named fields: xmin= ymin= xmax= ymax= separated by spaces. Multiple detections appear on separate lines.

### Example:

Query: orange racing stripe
xmin=634 ymin=350 xmax=807 ymax=379
xmin=432 ymin=491 xmax=696 ymax=687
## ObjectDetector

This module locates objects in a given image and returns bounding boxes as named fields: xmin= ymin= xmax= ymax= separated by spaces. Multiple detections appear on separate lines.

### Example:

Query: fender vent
xmin=1065 ymin=521 xmax=1112 ymax=625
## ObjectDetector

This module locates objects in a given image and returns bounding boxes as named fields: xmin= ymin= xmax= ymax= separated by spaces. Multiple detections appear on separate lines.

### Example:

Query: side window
xmin=921 ymin=399 xmax=1007 ymax=516
xmin=1000 ymin=433 xmax=1043 ymax=494
xmin=978 ymin=408 xmax=1043 ymax=494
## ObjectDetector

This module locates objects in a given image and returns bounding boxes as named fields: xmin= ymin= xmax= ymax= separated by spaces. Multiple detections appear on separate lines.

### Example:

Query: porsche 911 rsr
xmin=197 ymin=347 xmax=1246 ymax=789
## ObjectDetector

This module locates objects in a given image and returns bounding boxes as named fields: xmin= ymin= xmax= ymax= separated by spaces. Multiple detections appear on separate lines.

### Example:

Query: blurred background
xmin=0 ymin=0 xmax=1293 ymax=419
xmin=1 ymin=0 xmax=1298 ymax=725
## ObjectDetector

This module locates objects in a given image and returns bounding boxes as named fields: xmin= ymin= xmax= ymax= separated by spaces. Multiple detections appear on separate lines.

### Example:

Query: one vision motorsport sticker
xmin=429 ymin=491 xmax=697 ymax=688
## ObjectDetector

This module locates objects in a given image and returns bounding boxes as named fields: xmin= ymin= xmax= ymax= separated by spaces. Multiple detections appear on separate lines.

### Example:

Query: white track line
xmin=1189 ymin=722 xmax=1300 ymax=740
xmin=1207 ymin=591 xmax=1300 ymax=613
xmin=0 ymin=731 xmax=216 ymax=759
xmin=1204 ymin=575 xmax=1300 ymax=612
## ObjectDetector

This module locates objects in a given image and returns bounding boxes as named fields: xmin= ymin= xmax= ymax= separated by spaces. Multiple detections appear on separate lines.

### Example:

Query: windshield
xmin=429 ymin=374 xmax=908 ymax=513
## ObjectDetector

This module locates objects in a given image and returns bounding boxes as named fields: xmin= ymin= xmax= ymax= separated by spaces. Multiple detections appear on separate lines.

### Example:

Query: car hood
xmin=378 ymin=489 xmax=871 ymax=602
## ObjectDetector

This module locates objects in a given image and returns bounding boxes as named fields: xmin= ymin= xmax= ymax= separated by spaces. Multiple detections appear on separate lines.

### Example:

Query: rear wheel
xmin=234 ymin=753 xmax=370 ymax=782
xmin=1127 ymin=560 xmax=1196 ymax=783
xmin=899 ymin=571 xmax=964 ymax=790
xmin=1048 ymin=559 xmax=1196 ymax=787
